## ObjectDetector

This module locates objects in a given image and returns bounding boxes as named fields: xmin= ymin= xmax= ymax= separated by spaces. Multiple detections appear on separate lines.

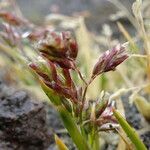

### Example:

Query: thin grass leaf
xmin=55 ymin=134 xmax=69 ymax=150
xmin=57 ymin=105 xmax=90 ymax=150
xmin=40 ymin=79 xmax=61 ymax=106
xmin=117 ymin=22 xmax=138 ymax=52
xmin=113 ymin=109 xmax=147 ymax=150
xmin=134 ymin=95 xmax=150 ymax=121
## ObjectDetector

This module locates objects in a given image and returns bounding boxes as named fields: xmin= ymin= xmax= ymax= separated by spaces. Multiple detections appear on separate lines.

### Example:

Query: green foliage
xmin=113 ymin=109 xmax=147 ymax=150
xmin=0 ymin=0 xmax=149 ymax=150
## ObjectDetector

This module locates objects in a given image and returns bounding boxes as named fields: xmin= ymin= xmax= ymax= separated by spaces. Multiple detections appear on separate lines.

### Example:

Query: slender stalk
xmin=82 ymin=85 xmax=88 ymax=103
xmin=89 ymin=124 xmax=100 ymax=150
xmin=79 ymin=77 xmax=96 ymax=123
xmin=0 ymin=42 xmax=16 ymax=58
xmin=75 ymin=65 xmax=87 ymax=85
xmin=82 ymin=78 xmax=93 ymax=103
xmin=57 ymin=105 xmax=90 ymax=150
xmin=93 ymin=129 xmax=100 ymax=150
xmin=80 ymin=78 xmax=93 ymax=118
xmin=132 ymin=0 xmax=150 ymax=80
xmin=129 ymin=54 xmax=148 ymax=59
xmin=117 ymin=22 xmax=138 ymax=52
xmin=0 ymin=42 xmax=27 ymax=63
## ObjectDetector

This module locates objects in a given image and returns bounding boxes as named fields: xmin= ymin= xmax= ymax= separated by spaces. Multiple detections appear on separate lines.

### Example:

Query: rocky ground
xmin=0 ymin=81 xmax=52 ymax=150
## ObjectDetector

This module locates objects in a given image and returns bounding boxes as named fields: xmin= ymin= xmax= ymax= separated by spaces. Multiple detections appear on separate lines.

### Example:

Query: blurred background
xmin=0 ymin=0 xmax=150 ymax=149
xmin=17 ymin=0 xmax=134 ymax=32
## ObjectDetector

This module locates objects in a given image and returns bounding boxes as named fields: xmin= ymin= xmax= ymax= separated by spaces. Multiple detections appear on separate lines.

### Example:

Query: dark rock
xmin=45 ymin=103 xmax=76 ymax=150
xmin=44 ymin=102 xmax=64 ymax=131
xmin=141 ymin=131 xmax=150 ymax=149
xmin=121 ymin=94 xmax=143 ymax=130
xmin=0 ymin=84 xmax=52 ymax=150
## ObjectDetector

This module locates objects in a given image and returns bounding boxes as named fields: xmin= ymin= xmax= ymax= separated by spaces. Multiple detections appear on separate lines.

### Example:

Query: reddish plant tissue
xmin=92 ymin=44 xmax=128 ymax=78
xmin=0 ymin=12 xmax=26 ymax=26
xmin=29 ymin=31 xmax=79 ymax=103
xmin=29 ymin=30 xmax=128 ymax=130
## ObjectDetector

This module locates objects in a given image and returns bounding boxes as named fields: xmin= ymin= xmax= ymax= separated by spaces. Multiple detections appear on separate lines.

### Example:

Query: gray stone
xmin=0 ymin=83 xmax=51 ymax=150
